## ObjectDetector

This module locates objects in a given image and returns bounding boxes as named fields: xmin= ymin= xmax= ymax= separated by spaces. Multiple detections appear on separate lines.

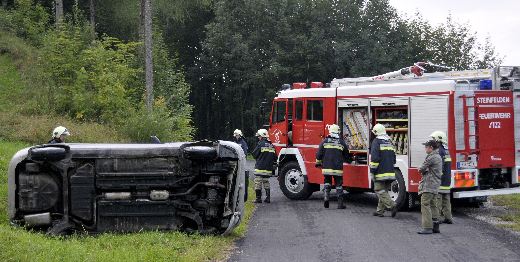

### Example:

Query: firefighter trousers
xmin=436 ymin=193 xmax=452 ymax=221
xmin=420 ymin=192 xmax=439 ymax=229
xmin=323 ymin=175 xmax=343 ymax=189
xmin=374 ymin=181 xmax=395 ymax=214
xmin=254 ymin=176 xmax=270 ymax=190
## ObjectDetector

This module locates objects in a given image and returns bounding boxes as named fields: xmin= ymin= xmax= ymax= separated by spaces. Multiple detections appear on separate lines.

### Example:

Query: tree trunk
xmin=89 ymin=0 xmax=96 ymax=38
xmin=141 ymin=0 xmax=154 ymax=113
xmin=55 ymin=0 xmax=64 ymax=26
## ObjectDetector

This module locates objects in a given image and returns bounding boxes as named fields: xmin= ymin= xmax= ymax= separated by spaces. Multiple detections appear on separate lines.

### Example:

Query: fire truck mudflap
xmin=8 ymin=141 xmax=245 ymax=235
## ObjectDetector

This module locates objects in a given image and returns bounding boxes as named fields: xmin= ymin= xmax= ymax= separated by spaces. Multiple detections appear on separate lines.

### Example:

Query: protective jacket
xmin=369 ymin=135 xmax=396 ymax=181
xmin=48 ymin=138 xmax=62 ymax=144
xmin=233 ymin=136 xmax=249 ymax=154
xmin=418 ymin=149 xmax=442 ymax=194
xmin=316 ymin=135 xmax=350 ymax=176
xmin=438 ymin=145 xmax=452 ymax=194
xmin=252 ymin=138 xmax=276 ymax=177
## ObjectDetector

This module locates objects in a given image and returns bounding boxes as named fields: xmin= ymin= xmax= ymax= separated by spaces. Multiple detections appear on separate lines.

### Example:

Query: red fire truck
xmin=268 ymin=63 xmax=520 ymax=209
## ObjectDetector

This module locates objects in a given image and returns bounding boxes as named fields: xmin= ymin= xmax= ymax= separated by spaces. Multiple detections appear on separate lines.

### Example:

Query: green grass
xmin=0 ymin=55 xmax=25 ymax=108
xmin=491 ymin=194 xmax=520 ymax=232
xmin=0 ymin=140 xmax=256 ymax=261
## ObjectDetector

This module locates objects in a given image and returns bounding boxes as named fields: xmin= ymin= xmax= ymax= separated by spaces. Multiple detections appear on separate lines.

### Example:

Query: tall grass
xmin=492 ymin=194 xmax=520 ymax=232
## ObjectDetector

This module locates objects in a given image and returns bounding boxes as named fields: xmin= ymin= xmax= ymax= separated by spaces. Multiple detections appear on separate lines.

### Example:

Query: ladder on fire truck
xmin=331 ymin=62 xmax=495 ymax=87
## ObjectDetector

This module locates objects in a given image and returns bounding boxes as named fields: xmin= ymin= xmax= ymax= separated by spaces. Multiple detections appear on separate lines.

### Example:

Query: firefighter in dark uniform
xmin=316 ymin=124 xmax=350 ymax=209
xmin=370 ymin=124 xmax=398 ymax=217
xmin=233 ymin=129 xmax=249 ymax=154
xmin=252 ymin=129 xmax=276 ymax=203
xmin=430 ymin=131 xmax=453 ymax=224
xmin=48 ymin=126 xmax=70 ymax=144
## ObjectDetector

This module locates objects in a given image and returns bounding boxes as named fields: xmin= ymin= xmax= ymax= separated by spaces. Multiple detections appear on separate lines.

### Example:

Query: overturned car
xmin=8 ymin=140 xmax=246 ymax=235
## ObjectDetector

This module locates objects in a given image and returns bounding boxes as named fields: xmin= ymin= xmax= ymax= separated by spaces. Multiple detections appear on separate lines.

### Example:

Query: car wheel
xmin=279 ymin=161 xmax=314 ymax=200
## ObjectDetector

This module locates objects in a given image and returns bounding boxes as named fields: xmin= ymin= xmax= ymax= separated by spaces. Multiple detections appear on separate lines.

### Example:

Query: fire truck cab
xmin=269 ymin=66 xmax=520 ymax=209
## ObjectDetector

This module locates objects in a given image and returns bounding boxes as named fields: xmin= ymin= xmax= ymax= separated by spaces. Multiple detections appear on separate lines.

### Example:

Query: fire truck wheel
xmin=388 ymin=169 xmax=406 ymax=210
xmin=279 ymin=162 xmax=314 ymax=200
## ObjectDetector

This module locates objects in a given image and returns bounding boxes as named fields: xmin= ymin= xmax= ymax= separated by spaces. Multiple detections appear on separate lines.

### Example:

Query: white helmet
xmin=52 ymin=126 xmax=70 ymax=138
xmin=372 ymin=123 xmax=386 ymax=136
xmin=328 ymin=124 xmax=340 ymax=134
xmin=233 ymin=129 xmax=243 ymax=137
xmin=430 ymin=130 xmax=447 ymax=144
xmin=256 ymin=129 xmax=269 ymax=138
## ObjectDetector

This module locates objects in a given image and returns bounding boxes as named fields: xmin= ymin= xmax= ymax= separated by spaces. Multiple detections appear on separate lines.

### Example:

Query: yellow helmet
xmin=430 ymin=130 xmax=447 ymax=144
xmin=328 ymin=124 xmax=340 ymax=134
xmin=256 ymin=129 xmax=269 ymax=138
xmin=372 ymin=123 xmax=386 ymax=136
xmin=52 ymin=126 xmax=70 ymax=138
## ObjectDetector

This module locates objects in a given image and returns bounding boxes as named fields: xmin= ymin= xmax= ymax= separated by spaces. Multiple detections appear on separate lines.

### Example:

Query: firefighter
xmin=252 ymin=129 xmax=276 ymax=203
xmin=316 ymin=124 xmax=350 ymax=209
xmin=233 ymin=129 xmax=249 ymax=154
xmin=417 ymin=139 xmax=443 ymax=234
xmin=370 ymin=124 xmax=398 ymax=217
xmin=430 ymin=131 xmax=453 ymax=224
xmin=49 ymin=126 xmax=70 ymax=144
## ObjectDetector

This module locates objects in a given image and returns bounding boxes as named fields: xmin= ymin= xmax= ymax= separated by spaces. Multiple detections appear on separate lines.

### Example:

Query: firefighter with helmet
xmin=316 ymin=124 xmax=351 ymax=209
xmin=430 ymin=131 xmax=453 ymax=224
xmin=252 ymin=129 xmax=276 ymax=203
xmin=370 ymin=123 xmax=398 ymax=217
xmin=233 ymin=129 xmax=249 ymax=154
xmin=49 ymin=126 xmax=70 ymax=144
xmin=417 ymin=139 xmax=442 ymax=234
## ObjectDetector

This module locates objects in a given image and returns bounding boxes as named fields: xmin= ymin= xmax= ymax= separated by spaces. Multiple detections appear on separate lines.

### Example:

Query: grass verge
xmin=491 ymin=194 xmax=520 ymax=232
xmin=0 ymin=140 xmax=256 ymax=261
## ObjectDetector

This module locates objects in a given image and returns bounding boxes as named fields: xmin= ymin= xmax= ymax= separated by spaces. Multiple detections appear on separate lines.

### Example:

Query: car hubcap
xmin=285 ymin=169 xmax=304 ymax=194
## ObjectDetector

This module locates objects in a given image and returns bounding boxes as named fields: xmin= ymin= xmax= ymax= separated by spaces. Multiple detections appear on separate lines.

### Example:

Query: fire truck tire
xmin=279 ymin=162 xmax=314 ymax=200
xmin=388 ymin=169 xmax=407 ymax=210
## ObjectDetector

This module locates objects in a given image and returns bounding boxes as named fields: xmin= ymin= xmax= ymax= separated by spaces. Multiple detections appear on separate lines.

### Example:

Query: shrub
xmin=121 ymin=99 xmax=193 ymax=143
xmin=0 ymin=0 xmax=50 ymax=45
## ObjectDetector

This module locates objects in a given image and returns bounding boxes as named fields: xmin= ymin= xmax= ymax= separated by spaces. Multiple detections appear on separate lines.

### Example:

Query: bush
xmin=0 ymin=0 xmax=50 ymax=45
xmin=121 ymin=99 xmax=193 ymax=143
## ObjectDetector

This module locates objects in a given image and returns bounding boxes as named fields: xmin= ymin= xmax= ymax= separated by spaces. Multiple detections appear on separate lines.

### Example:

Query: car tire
xmin=279 ymin=161 xmax=314 ymax=200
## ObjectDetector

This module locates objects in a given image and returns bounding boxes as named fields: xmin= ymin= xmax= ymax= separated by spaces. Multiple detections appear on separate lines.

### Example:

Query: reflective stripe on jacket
xmin=369 ymin=136 xmax=396 ymax=181
xmin=316 ymin=135 xmax=350 ymax=176
xmin=252 ymin=138 xmax=276 ymax=177
xmin=438 ymin=145 xmax=452 ymax=194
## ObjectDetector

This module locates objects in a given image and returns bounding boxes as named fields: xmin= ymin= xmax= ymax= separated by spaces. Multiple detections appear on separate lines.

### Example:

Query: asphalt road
xmin=230 ymin=163 xmax=520 ymax=262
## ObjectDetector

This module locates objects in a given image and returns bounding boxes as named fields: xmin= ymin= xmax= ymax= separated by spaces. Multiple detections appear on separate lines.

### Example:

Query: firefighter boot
xmin=324 ymin=184 xmax=331 ymax=208
xmin=337 ymin=188 xmax=346 ymax=209
xmin=433 ymin=221 xmax=441 ymax=234
xmin=417 ymin=228 xmax=433 ymax=234
xmin=254 ymin=190 xmax=262 ymax=203
xmin=264 ymin=189 xmax=271 ymax=203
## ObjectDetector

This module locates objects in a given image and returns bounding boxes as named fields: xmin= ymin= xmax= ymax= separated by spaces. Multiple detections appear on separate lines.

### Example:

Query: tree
xmin=141 ymin=0 xmax=153 ymax=112
xmin=55 ymin=0 xmax=63 ymax=25
xmin=89 ymin=0 xmax=95 ymax=37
